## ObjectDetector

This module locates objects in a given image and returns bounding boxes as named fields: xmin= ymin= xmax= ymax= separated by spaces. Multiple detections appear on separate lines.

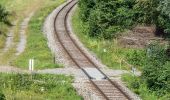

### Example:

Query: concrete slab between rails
xmin=82 ymin=68 xmax=106 ymax=80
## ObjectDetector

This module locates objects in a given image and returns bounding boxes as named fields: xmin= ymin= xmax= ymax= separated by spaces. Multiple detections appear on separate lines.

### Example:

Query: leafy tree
xmin=159 ymin=0 xmax=170 ymax=17
xmin=78 ymin=0 xmax=96 ymax=22
xmin=158 ymin=0 xmax=170 ymax=34
xmin=133 ymin=0 xmax=160 ymax=24
xmin=79 ymin=0 xmax=170 ymax=39
xmin=80 ymin=0 xmax=136 ymax=39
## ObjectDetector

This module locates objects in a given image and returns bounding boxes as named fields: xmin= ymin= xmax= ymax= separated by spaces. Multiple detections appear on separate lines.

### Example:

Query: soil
xmin=118 ymin=26 xmax=168 ymax=48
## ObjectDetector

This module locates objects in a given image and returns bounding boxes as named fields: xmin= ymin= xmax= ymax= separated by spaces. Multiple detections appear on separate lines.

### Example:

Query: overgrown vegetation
xmin=76 ymin=0 xmax=170 ymax=99
xmin=0 ymin=73 xmax=82 ymax=100
xmin=125 ymin=43 xmax=170 ymax=99
xmin=79 ymin=0 xmax=170 ymax=39
xmin=142 ymin=43 xmax=170 ymax=96
xmin=122 ymin=74 xmax=170 ymax=100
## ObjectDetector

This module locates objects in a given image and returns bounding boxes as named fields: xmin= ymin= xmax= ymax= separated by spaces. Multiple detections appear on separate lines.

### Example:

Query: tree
xmin=159 ymin=0 xmax=170 ymax=18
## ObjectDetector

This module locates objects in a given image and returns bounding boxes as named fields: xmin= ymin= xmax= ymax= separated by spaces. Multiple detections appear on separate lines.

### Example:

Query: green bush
xmin=158 ymin=0 xmax=170 ymax=34
xmin=79 ymin=0 xmax=136 ymax=39
xmin=142 ymin=43 xmax=170 ymax=96
xmin=79 ymin=0 xmax=170 ymax=39
xmin=126 ymin=50 xmax=146 ymax=67
xmin=78 ymin=0 xmax=95 ymax=22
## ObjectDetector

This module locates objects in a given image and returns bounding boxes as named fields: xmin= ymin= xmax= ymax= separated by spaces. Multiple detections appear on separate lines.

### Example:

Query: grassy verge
xmin=0 ymin=73 xmax=82 ymax=100
xmin=13 ymin=0 xmax=65 ymax=69
xmin=72 ymin=8 xmax=133 ymax=70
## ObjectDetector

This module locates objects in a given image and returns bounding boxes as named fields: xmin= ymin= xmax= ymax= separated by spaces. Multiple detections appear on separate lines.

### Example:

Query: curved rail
xmin=53 ymin=0 xmax=131 ymax=100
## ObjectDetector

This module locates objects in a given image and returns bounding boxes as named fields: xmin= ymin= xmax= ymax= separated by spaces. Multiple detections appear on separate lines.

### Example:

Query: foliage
xmin=79 ymin=0 xmax=170 ymax=39
xmin=78 ymin=0 xmax=95 ymax=22
xmin=133 ymin=0 xmax=160 ymax=24
xmin=79 ymin=0 xmax=136 ymax=39
xmin=159 ymin=0 xmax=170 ymax=17
xmin=158 ymin=0 xmax=170 ymax=34
xmin=122 ymin=74 xmax=170 ymax=100
xmin=142 ymin=43 xmax=170 ymax=96
xmin=126 ymin=50 xmax=146 ymax=67
xmin=0 ymin=5 xmax=10 ymax=26
xmin=0 ymin=73 xmax=82 ymax=100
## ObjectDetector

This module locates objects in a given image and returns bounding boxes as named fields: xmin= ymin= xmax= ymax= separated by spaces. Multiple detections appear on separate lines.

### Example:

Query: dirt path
xmin=16 ymin=12 xmax=34 ymax=55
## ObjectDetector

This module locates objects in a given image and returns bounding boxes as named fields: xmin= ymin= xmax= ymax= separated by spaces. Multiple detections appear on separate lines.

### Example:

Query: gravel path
xmin=16 ymin=12 xmax=34 ymax=55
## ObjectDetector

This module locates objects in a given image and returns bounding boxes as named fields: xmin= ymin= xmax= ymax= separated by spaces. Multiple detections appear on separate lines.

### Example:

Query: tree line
xmin=79 ymin=0 xmax=170 ymax=39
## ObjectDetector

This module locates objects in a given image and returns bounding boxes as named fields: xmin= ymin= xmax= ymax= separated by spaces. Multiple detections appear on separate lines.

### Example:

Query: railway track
xmin=54 ymin=0 xmax=132 ymax=100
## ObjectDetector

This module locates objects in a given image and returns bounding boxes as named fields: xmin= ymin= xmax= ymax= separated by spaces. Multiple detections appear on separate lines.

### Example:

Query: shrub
xmin=142 ymin=43 xmax=170 ymax=96
xmin=79 ymin=0 xmax=170 ymax=39
xmin=78 ymin=0 xmax=95 ymax=22
xmin=84 ymin=0 xmax=136 ymax=39
xmin=126 ymin=50 xmax=146 ymax=67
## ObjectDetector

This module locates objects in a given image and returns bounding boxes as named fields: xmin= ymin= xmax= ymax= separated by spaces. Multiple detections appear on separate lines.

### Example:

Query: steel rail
xmin=54 ymin=0 xmax=131 ymax=99
xmin=53 ymin=0 xmax=108 ymax=99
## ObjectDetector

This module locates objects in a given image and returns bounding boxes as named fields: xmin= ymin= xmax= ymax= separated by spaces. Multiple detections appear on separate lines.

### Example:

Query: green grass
xmin=122 ymin=74 xmax=170 ymax=100
xmin=72 ymin=8 xmax=134 ymax=70
xmin=12 ymin=0 xmax=65 ymax=69
xmin=0 ymin=73 xmax=82 ymax=100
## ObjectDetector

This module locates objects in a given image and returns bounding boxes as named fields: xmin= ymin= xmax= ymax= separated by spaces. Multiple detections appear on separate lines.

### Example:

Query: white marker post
xmin=29 ymin=59 xmax=34 ymax=71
